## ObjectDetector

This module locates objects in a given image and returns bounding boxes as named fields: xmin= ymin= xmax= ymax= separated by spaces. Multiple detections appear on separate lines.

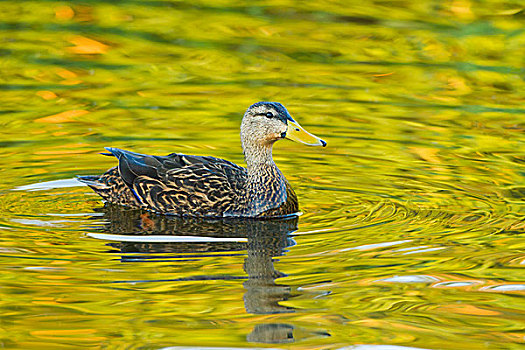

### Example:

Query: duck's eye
xmin=265 ymin=112 xmax=274 ymax=118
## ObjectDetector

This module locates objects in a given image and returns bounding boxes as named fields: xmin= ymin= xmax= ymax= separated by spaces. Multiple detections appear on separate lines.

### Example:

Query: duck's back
xmin=79 ymin=148 xmax=299 ymax=217
xmin=79 ymin=148 xmax=247 ymax=216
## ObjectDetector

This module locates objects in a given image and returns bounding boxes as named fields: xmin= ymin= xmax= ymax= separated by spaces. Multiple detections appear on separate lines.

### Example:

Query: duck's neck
xmin=242 ymin=140 xmax=277 ymax=175
xmin=240 ymin=140 xmax=288 ymax=216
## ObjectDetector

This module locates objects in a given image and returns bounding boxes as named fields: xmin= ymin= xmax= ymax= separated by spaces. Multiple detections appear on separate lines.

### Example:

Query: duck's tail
xmin=77 ymin=167 xmax=138 ymax=206
xmin=77 ymin=148 xmax=120 ymax=194
xmin=77 ymin=173 xmax=113 ymax=203
xmin=77 ymin=174 xmax=107 ymax=188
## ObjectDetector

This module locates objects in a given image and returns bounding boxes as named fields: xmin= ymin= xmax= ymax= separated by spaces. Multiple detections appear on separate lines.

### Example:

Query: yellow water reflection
xmin=0 ymin=0 xmax=524 ymax=349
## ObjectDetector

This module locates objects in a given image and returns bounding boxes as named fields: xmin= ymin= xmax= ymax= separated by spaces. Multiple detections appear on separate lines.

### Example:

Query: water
xmin=1 ymin=1 xmax=524 ymax=349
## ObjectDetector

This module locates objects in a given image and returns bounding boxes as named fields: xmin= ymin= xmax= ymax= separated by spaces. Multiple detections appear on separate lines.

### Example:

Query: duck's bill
xmin=285 ymin=120 xmax=326 ymax=147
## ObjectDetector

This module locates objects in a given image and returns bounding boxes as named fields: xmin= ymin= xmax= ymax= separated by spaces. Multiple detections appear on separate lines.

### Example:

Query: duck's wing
xmin=103 ymin=147 xmax=247 ymax=216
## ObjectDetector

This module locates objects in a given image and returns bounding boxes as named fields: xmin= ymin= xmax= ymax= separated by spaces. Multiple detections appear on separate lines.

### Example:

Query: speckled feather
xmin=78 ymin=102 xmax=324 ymax=218
xmin=79 ymin=149 xmax=298 ymax=217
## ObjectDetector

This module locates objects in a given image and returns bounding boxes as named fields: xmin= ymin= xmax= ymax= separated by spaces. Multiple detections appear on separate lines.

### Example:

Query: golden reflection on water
xmin=0 ymin=0 xmax=524 ymax=348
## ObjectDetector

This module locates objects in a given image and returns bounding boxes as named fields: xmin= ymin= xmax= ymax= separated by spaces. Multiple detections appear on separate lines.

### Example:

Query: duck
xmin=78 ymin=102 xmax=326 ymax=218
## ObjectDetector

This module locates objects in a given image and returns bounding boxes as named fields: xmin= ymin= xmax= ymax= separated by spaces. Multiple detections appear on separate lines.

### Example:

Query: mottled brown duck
xmin=78 ymin=102 xmax=326 ymax=217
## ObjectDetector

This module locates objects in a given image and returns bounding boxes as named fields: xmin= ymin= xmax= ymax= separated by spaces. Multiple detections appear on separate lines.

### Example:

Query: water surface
xmin=0 ymin=1 xmax=524 ymax=349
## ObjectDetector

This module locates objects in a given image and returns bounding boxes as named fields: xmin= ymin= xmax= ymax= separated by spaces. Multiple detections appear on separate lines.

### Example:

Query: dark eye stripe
xmin=255 ymin=112 xmax=275 ymax=118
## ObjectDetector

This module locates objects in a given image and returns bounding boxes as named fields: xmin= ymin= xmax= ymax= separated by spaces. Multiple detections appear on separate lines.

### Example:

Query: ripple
xmin=161 ymin=347 xmax=281 ymax=350
xmin=341 ymin=240 xmax=412 ymax=252
xmin=396 ymin=246 xmax=446 ymax=255
xmin=378 ymin=275 xmax=440 ymax=284
xmin=481 ymin=284 xmax=525 ymax=293
xmin=433 ymin=281 xmax=480 ymax=288
xmin=341 ymin=346 xmax=429 ymax=350
xmin=87 ymin=232 xmax=248 ymax=243
xmin=10 ymin=218 xmax=69 ymax=228
xmin=12 ymin=178 xmax=83 ymax=191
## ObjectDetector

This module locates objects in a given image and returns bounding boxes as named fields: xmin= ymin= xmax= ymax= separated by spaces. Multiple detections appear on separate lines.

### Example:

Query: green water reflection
xmin=0 ymin=0 xmax=524 ymax=349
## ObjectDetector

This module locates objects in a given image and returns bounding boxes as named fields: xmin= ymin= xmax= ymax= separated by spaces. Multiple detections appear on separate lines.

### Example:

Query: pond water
xmin=1 ymin=1 xmax=524 ymax=349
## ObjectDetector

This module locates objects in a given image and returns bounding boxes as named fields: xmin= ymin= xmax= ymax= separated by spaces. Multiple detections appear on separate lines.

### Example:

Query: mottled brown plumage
xmin=78 ymin=102 xmax=326 ymax=218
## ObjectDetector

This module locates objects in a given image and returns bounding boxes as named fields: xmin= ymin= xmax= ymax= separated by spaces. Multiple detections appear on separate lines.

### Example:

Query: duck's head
xmin=241 ymin=102 xmax=326 ymax=149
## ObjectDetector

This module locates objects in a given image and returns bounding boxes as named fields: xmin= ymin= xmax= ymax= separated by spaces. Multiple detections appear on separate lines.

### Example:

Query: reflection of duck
xmin=97 ymin=204 xmax=297 ymax=259
xmin=91 ymin=205 xmax=297 ymax=314
xmin=90 ymin=206 xmax=330 ymax=343
xmin=78 ymin=102 xmax=326 ymax=217
xmin=247 ymin=323 xmax=330 ymax=344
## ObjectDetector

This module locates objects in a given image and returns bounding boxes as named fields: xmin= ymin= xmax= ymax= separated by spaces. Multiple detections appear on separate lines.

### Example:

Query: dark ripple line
xmin=112 ymin=253 xmax=245 ymax=259
xmin=0 ymin=254 xmax=87 ymax=261
xmin=314 ymin=97 xmax=525 ymax=114
xmin=109 ymin=275 xmax=247 ymax=284
xmin=338 ymin=60 xmax=524 ymax=75
xmin=0 ymin=83 xmax=91 ymax=91
xmin=118 ymin=258 xmax=202 ymax=263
